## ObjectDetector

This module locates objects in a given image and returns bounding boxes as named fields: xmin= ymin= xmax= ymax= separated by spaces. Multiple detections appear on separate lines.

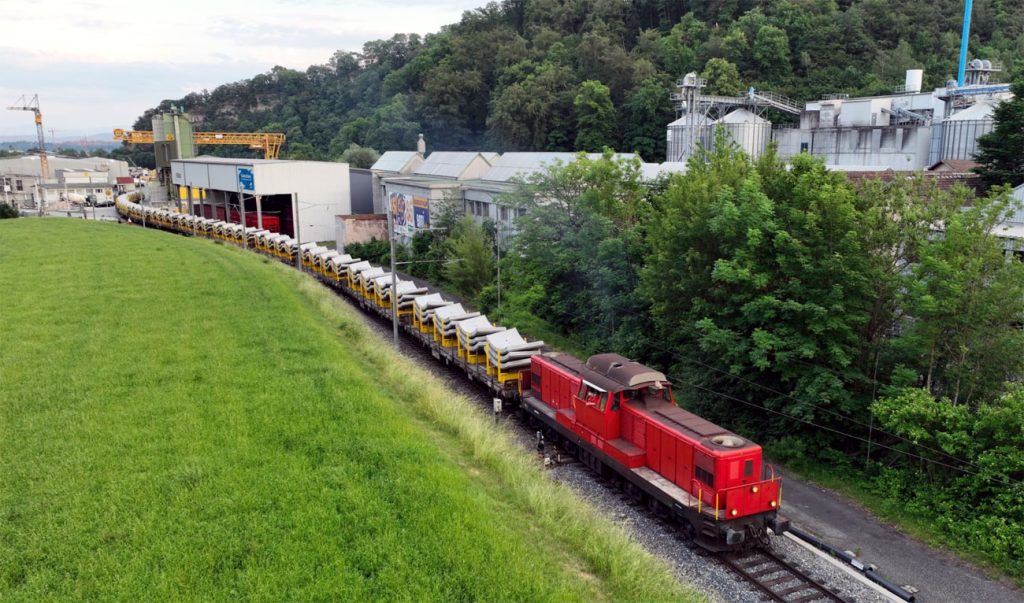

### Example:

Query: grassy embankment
xmin=0 ymin=219 xmax=701 ymax=601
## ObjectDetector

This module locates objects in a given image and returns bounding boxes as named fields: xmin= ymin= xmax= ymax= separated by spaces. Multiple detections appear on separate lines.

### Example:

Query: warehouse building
xmin=370 ymin=149 xmax=425 ymax=213
xmin=171 ymin=157 xmax=350 ymax=244
xmin=0 ymin=155 xmax=130 ymax=208
xmin=460 ymin=152 xmax=665 ymax=230
xmin=367 ymin=150 xmax=684 ymax=250
xmin=378 ymin=151 xmax=497 ymax=242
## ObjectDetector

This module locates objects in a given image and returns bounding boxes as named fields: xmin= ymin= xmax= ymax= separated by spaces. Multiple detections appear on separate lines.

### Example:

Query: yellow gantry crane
xmin=113 ymin=129 xmax=286 ymax=159
xmin=7 ymin=94 xmax=48 ymax=178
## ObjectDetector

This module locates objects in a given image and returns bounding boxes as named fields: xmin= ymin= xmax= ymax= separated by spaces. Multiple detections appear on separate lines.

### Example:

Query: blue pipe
xmin=957 ymin=0 xmax=973 ymax=86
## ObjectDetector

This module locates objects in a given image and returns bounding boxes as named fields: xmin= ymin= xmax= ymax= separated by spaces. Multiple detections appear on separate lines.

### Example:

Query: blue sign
xmin=237 ymin=167 xmax=255 ymax=192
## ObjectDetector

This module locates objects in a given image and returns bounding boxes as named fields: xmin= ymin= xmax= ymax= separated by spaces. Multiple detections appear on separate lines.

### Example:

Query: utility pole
xmin=495 ymin=223 xmax=502 ymax=313
xmin=88 ymin=173 xmax=96 ymax=221
xmin=236 ymin=177 xmax=245 ymax=249
xmin=293 ymin=192 xmax=302 ymax=269
xmin=387 ymin=185 xmax=399 ymax=345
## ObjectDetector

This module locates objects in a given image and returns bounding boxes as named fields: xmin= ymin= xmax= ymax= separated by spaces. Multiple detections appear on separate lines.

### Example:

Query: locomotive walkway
xmin=779 ymin=470 xmax=1022 ymax=603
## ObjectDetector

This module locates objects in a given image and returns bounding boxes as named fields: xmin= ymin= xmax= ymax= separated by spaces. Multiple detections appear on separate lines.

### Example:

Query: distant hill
xmin=1 ymin=133 xmax=121 ymax=153
xmin=129 ymin=0 xmax=1023 ymax=163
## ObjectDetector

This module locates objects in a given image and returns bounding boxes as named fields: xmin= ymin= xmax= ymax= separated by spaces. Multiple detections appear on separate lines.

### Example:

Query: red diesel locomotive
xmin=523 ymin=352 xmax=786 ymax=550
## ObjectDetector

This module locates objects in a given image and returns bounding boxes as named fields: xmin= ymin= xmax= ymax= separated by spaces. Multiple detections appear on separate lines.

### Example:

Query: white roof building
xmin=412 ymin=151 xmax=497 ymax=180
xmin=371 ymin=151 xmax=423 ymax=175
xmin=171 ymin=156 xmax=350 ymax=244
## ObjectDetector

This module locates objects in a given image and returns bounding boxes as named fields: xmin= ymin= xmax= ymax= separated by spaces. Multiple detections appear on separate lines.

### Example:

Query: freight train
xmin=116 ymin=197 xmax=788 ymax=551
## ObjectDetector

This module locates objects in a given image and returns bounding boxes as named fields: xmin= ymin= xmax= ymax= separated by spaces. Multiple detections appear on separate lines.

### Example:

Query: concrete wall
xmin=775 ymin=125 xmax=933 ymax=170
xmin=335 ymin=214 xmax=388 ymax=251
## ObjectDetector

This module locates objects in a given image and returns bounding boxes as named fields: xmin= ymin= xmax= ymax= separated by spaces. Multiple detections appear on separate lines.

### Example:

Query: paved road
xmin=780 ymin=471 xmax=1022 ymax=603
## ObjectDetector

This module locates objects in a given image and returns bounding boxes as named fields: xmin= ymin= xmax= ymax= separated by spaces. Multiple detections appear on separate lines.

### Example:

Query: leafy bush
xmin=0 ymin=203 xmax=19 ymax=219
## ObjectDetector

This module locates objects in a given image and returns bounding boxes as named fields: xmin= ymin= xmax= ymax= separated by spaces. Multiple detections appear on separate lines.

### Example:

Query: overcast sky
xmin=0 ymin=0 xmax=485 ymax=139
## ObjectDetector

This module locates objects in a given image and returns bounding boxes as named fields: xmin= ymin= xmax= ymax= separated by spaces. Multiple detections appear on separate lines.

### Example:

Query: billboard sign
xmin=390 ymin=192 xmax=430 ymax=237
xmin=413 ymin=196 xmax=430 ymax=230
xmin=237 ymin=167 xmax=255 ymax=192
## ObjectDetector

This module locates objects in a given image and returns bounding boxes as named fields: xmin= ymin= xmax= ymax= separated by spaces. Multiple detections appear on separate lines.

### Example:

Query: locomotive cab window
xmin=744 ymin=460 xmax=753 ymax=477
xmin=577 ymin=383 xmax=605 ymax=409
xmin=695 ymin=467 xmax=714 ymax=488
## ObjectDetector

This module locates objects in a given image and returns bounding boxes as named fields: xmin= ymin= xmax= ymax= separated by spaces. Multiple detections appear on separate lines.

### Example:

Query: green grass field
xmin=0 ymin=219 xmax=700 ymax=601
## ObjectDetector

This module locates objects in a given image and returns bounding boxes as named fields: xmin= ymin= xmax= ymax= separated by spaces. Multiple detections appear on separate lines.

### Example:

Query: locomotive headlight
xmin=770 ymin=500 xmax=777 ymax=508
xmin=752 ymin=486 xmax=759 ymax=493
xmin=730 ymin=509 xmax=738 ymax=517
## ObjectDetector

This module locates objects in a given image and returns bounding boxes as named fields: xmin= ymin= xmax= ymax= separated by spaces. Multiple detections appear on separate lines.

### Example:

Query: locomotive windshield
xmin=622 ymin=384 xmax=675 ymax=406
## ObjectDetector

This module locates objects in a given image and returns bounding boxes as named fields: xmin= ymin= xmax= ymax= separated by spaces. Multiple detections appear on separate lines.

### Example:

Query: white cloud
xmin=0 ymin=0 xmax=484 ymax=135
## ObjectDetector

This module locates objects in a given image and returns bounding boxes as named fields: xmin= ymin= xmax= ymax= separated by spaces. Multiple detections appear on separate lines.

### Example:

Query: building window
xmin=16 ymin=180 xmax=24 ymax=192
xmin=516 ymin=208 xmax=527 ymax=218
xmin=499 ymin=206 xmax=509 ymax=221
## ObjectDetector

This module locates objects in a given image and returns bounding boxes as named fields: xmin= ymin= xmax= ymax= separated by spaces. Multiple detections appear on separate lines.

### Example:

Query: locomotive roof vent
xmin=712 ymin=435 xmax=745 ymax=448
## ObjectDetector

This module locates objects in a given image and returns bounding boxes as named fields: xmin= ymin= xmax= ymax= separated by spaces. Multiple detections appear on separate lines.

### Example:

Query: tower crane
xmin=7 ymin=94 xmax=48 ymax=179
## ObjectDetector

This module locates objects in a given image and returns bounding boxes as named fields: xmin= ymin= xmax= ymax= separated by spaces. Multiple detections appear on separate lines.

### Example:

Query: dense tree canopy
xmin=484 ymin=144 xmax=1024 ymax=577
xmin=123 ymin=0 xmax=1024 ymax=166
xmin=974 ymin=78 xmax=1024 ymax=187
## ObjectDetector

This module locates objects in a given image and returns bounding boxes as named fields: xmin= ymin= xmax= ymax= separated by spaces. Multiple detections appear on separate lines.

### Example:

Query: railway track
xmin=719 ymin=547 xmax=848 ymax=602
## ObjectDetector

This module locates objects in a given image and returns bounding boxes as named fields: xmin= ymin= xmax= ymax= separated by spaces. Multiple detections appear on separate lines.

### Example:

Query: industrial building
xmin=376 ymin=151 xmax=497 ymax=241
xmin=0 ymin=154 xmax=130 ymax=208
xmin=365 ymin=149 xmax=685 ymax=250
xmin=170 ymin=157 xmax=351 ymax=244
xmin=668 ymin=61 xmax=1013 ymax=171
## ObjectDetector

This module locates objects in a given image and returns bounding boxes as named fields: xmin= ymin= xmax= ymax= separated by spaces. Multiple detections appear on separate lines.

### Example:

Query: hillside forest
xmin=125 ymin=0 xmax=1024 ymax=164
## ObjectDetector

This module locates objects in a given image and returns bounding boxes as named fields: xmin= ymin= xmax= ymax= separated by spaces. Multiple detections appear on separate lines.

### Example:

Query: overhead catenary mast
xmin=6 ymin=94 xmax=48 ymax=179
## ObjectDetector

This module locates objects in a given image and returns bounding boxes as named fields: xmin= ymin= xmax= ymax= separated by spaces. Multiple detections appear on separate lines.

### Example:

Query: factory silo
xmin=940 ymin=100 xmax=996 ymax=161
xmin=711 ymin=109 xmax=772 ymax=160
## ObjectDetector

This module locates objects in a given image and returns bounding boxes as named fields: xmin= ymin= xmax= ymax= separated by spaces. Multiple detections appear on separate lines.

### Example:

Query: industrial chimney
xmin=416 ymin=133 xmax=426 ymax=155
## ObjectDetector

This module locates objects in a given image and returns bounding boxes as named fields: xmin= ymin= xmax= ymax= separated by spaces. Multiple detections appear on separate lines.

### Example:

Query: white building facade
xmin=171 ymin=157 xmax=350 ymax=244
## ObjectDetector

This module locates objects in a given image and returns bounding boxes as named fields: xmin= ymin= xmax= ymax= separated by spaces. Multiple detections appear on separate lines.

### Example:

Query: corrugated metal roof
xmin=176 ymin=156 xmax=280 ymax=165
xmin=414 ymin=152 xmax=493 ymax=179
xmin=372 ymin=151 xmax=420 ymax=172
xmin=482 ymin=152 xmax=640 ymax=182
xmin=640 ymin=162 xmax=688 ymax=181
xmin=481 ymin=152 xmax=577 ymax=182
